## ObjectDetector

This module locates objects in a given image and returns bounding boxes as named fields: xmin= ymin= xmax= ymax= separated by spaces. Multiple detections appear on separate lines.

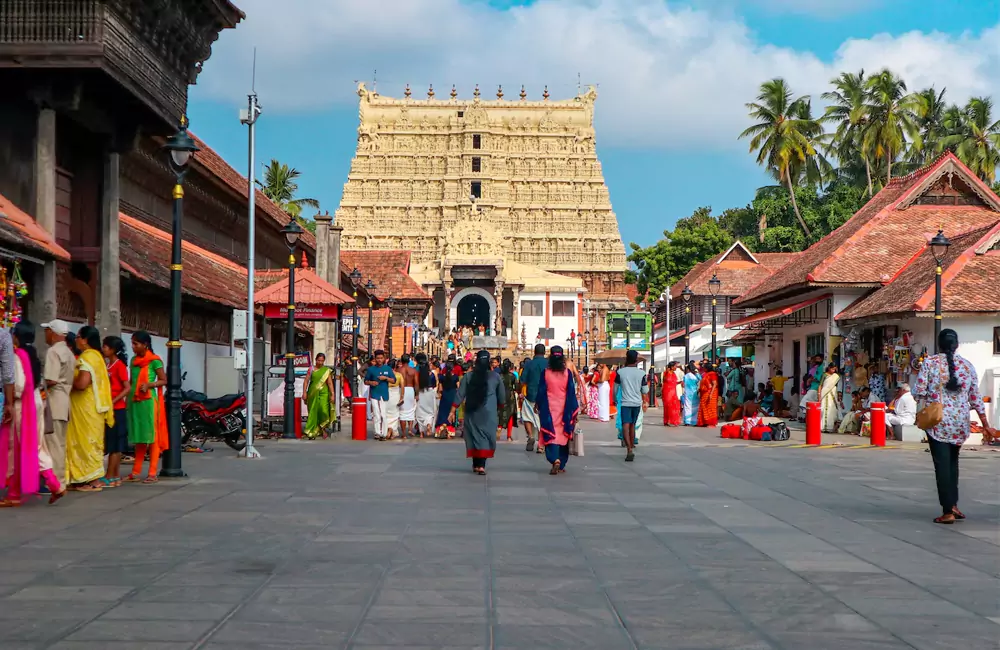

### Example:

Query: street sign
xmin=263 ymin=303 xmax=340 ymax=321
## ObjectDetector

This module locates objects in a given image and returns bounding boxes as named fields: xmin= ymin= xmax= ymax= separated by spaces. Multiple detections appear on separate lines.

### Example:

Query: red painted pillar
xmin=294 ymin=397 xmax=303 ymax=438
xmin=352 ymin=396 xmax=367 ymax=441
xmin=870 ymin=402 xmax=886 ymax=447
xmin=805 ymin=402 xmax=822 ymax=445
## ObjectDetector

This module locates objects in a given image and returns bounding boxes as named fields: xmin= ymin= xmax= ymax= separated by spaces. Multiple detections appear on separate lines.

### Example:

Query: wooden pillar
xmin=510 ymin=286 xmax=520 ymax=343
xmin=98 ymin=151 xmax=121 ymax=336
xmin=32 ymin=107 xmax=57 ymax=331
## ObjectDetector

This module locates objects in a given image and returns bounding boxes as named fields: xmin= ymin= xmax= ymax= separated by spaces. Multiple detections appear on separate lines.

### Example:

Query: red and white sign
xmin=263 ymin=303 xmax=340 ymax=321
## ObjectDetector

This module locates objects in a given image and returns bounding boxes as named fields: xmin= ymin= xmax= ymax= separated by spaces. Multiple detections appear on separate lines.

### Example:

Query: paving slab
xmin=1 ymin=414 xmax=997 ymax=649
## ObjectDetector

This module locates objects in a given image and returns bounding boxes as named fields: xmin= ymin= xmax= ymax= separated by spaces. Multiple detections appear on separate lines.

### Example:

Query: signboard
xmin=341 ymin=316 xmax=362 ymax=334
xmin=538 ymin=327 xmax=555 ymax=339
xmin=605 ymin=311 xmax=652 ymax=351
xmin=271 ymin=351 xmax=312 ymax=369
xmin=263 ymin=303 xmax=340 ymax=321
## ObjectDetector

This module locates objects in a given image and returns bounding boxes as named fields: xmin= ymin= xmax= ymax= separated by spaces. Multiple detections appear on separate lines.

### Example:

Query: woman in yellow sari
xmin=820 ymin=363 xmax=842 ymax=432
xmin=66 ymin=326 xmax=114 ymax=491
xmin=303 ymin=353 xmax=335 ymax=439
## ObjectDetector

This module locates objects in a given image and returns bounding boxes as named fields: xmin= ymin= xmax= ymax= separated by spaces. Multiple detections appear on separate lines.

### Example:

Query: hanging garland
xmin=1 ymin=261 xmax=29 ymax=327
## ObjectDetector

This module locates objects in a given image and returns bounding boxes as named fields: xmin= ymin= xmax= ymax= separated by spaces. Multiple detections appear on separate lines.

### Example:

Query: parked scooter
xmin=180 ymin=390 xmax=247 ymax=451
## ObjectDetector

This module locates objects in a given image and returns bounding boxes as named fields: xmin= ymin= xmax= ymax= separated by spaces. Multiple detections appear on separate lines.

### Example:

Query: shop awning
xmin=725 ymin=294 xmax=831 ymax=329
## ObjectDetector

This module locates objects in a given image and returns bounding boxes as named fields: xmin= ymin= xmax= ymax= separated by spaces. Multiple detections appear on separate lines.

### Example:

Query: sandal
xmin=550 ymin=460 xmax=561 ymax=475
xmin=48 ymin=489 xmax=66 ymax=505
xmin=76 ymin=484 xmax=102 ymax=493
xmin=142 ymin=476 xmax=159 ymax=484
xmin=124 ymin=474 xmax=142 ymax=483
xmin=952 ymin=508 xmax=966 ymax=521
xmin=933 ymin=514 xmax=955 ymax=525
xmin=98 ymin=478 xmax=119 ymax=489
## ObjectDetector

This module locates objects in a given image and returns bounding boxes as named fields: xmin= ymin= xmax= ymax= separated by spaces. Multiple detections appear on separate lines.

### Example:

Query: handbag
xmin=571 ymin=429 xmax=585 ymax=457
xmin=916 ymin=363 xmax=944 ymax=431
xmin=42 ymin=390 xmax=54 ymax=435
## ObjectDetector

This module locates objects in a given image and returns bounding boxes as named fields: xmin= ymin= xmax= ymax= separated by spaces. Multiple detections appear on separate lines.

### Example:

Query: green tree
xmin=911 ymin=86 xmax=949 ymax=164
xmin=862 ymin=69 xmax=922 ymax=182
xmin=260 ymin=159 xmax=320 ymax=229
xmin=940 ymin=97 xmax=1000 ymax=184
xmin=740 ymin=78 xmax=824 ymax=239
xmin=625 ymin=207 xmax=732 ymax=300
xmin=822 ymin=70 xmax=874 ymax=196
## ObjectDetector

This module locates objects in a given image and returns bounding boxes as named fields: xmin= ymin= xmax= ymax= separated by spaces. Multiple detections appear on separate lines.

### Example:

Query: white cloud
xmin=195 ymin=0 xmax=1000 ymax=149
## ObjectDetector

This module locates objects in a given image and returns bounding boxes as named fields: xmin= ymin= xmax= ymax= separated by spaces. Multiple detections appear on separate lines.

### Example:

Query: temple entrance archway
xmin=450 ymin=286 xmax=496 ymax=332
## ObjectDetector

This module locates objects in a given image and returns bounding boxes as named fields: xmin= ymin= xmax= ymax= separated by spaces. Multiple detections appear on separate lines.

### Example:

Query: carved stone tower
xmin=334 ymin=84 xmax=631 ymax=308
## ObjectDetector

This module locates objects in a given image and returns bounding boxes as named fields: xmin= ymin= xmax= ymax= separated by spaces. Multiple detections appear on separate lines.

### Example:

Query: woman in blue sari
xmin=726 ymin=363 xmax=743 ymax=403
xmin=683 ymin=362 xmax=700 ymax=426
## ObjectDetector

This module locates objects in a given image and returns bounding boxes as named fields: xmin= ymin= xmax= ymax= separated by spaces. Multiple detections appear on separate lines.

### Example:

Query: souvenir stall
xmin=0 ymin=261 xmax=29 ymax=327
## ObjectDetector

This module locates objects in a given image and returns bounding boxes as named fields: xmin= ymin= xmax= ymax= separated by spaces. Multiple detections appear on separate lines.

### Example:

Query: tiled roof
xmin=837 ymin=221 xmax=1000 ymax=320
xmin=343 ymin=308 xmax=390 ymax=353
xmin=0 ymin=192 xmax=70 ymax=262
xmin=736 ymin=153 xmax=1000 ymax=307
xmin=670 ymin=241 xmax=796 ymax=299
xmin=119 ymin=214 xmax=247 ymax=307
xmin=340 ymin=250 xmax=430 ymax=301
xmin=254 ymin=266 xmax=354 ymax=305
xmin=189 ymin=133 xmax=317 ymax=253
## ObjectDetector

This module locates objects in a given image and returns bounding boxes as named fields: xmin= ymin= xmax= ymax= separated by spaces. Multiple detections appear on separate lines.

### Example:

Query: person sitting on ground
xmin=758 ymin=386 xmax=775 ymax=416
xmin=722 ymin=390 xmax=742 ymax=421
xmin=838 ymin=386 xmax=871 ymax=435
xmin=740 ymin=401 xmax=764 ymax=439
xmin=785 ymin=384 xmax=800 ymax=420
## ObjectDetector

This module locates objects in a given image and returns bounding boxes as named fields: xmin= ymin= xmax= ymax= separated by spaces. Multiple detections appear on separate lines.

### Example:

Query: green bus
xmin=605 ymin=311 xmax=651 ymax=351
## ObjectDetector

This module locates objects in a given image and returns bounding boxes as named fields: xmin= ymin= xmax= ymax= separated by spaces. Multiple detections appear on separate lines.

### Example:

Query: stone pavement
xmin=1 ymin=414 xmax=998 ymax=650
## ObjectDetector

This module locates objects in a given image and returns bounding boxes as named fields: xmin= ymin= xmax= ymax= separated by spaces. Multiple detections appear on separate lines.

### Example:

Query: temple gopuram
xmin=334 ymin=82 xmax=632 ymax=345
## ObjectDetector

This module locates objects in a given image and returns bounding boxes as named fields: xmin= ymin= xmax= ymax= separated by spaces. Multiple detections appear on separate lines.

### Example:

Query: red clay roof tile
xmin=340 ymin=250 xmax=429 ymax=302
xmin=254 ymin=267 xmax=354 ymax=306
xmin=670 ymin=241 xmax=796 ymax=299
xmin=0 ymin=192 xmax=70 ymax=262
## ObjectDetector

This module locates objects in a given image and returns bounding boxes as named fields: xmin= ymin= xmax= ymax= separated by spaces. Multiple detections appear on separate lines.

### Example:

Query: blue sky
xmin=188 ymin=0 xmax=1000 ymax=250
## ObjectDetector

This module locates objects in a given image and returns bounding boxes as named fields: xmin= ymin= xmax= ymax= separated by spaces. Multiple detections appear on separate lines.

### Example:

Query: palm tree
xmin=940 ymin=97 xmax=1000 ymax=184
xmin=740 ymin=78 xmax=824 ymax=238
xmin=260 ymin=159 xmax=320 ymax=219
xmin=822 ymin=70 xmax=874 ymax=196
xmin=789 ymin=99 xmax=835 ymax=189
xmin=862 ymin=69 xmax=922 ymax=182
xmin=911 ymin=86 xmax=949 ymax=164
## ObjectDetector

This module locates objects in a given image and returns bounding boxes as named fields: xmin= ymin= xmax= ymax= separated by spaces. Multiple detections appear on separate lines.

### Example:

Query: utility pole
xmin=240 ymin=86 xmax=262 ymax=459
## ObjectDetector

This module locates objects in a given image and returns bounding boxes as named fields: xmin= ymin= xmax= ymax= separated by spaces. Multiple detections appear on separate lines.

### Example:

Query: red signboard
xmin=263 ymin=303 xmax=340 ymax=321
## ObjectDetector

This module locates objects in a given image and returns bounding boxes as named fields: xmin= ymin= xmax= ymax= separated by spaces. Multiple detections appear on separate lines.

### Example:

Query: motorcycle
xmin=180 ymin=390 xmax=247 ymax=452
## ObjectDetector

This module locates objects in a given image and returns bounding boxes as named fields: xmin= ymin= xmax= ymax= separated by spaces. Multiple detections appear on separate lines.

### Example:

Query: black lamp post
xmin=281 ymin=219 xmax=304 ymax=439
xmin=160 ymin=117 xmax=199 ymax=478
xmin=681 ymin=285 xmax=693 ymax=365
xmin=708 ymin=273 xmax=721 ymax=364
xmin=386 ymin=295 xmax=395 ymax=359
xmin=365 ymin=279 xmax=377 ymax=355
xmin=349 ymin=268 xmax=362 ymax=394
xmin=929 ymin=229 xmax=951 ymax=353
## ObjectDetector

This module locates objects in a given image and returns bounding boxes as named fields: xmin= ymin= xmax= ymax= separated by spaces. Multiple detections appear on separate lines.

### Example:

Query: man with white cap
xmin=43 ymin=319 xmax=75 ymax=485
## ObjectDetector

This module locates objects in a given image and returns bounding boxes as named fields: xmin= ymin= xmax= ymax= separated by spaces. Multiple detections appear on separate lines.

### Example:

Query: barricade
xmin=805 ymin=402 xmax=822 ymax=445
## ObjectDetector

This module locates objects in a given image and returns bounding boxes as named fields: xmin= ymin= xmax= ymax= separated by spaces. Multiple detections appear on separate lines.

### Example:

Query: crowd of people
xmin=2 ymin=319 xmax=168 ymax=508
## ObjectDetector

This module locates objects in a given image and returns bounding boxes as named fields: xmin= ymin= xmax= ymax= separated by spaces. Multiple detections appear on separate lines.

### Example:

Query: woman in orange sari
xmin=697 ymin=363 xmax=719 ymax=427
xmin=662 ymin=361 xmax=682 ymax=426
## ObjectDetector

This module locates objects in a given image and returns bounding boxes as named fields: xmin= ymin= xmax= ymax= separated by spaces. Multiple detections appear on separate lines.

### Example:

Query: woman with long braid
xmin=914 ymin=329 xmax=996 ymax=524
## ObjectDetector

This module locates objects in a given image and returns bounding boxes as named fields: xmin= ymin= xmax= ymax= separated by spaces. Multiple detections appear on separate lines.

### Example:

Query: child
xmin=741 ymin=402 xmax=763 ymax=439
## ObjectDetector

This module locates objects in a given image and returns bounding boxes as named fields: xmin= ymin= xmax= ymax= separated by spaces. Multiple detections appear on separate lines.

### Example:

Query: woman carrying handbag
xmin=914 ymin=329 xmax=996 ymax=524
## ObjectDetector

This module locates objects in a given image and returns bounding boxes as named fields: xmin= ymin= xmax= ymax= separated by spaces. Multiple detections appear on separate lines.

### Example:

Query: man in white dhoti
xmin=364 ymin=350 xmax=394 ymax=440
xmin=518 ymin=344 xmax=547 ymax=452
xmin=399 ymin=353 xmax=417 ymax=437
xmin=414 ymin=353 xmax=437 ymax=437
xmin=597 ymin=363 xmax=611 ymax=422
xmin=385 ymin=359 xmax=402 ymax=439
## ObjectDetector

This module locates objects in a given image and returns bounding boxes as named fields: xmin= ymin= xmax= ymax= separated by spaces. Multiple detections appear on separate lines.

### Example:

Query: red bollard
xmin=351 ymin=396 xmax=368 ymax=441
xmin=294 ymin=397 xmax=303 ymax=439
xmin=870 ymin=402 xmax=886 ymax=447
xmin=805 ymin=402 xmax=822 ymax=445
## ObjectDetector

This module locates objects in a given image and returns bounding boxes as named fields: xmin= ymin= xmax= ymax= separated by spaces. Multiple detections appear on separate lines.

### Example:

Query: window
xmin=471 ymin=157 xmax=481 ymax=172
xmin=472 ymin=134 xmax=482 ymax=149
xmin=521 ymin=300 xmax=543 ymax=316
xmin=552 ymin=300 xmax=575 ymax=317
xmin=457 ymin=111 xmax=464 ymax=118
xmin=806 ymin=333 xmax=825 ymax=359
xmin=471 ymin=181 xmax=482 ymax=199
xmin=994 ymin=327 xmax=1000 ymax=355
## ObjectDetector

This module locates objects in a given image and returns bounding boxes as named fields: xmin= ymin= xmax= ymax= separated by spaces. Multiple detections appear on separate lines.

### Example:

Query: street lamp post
xmin=681 ymin=285 xmax=693 ymax=365
xmin=349 ymin=268 xmax=362 ymax=395
xmin=281 ymin=220 xmax=304 ymax=439
xmin=365 ymin=279 xmax=377 ymax=355
xmin=386 ymin=295 xmax=395 ymax=359
xmin=929 ymin=229 xmax=951 ymax=353
xmin=708 ymin=273 xmax=721 ymax=364
xmin=160 ymin=118 xmax=199 ymax=478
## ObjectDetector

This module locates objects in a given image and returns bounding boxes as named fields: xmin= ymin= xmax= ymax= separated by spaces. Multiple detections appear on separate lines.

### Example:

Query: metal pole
xmin=625 ymin=308 xmax=631 ymax=351
xmin=684 ymin=304 xmax=691 ymax=365
xmin=352 ymin=289 xmax=359 ymax=396
xmin=387 ymin=307 xmax=393 ymax=359
xmin=334 ymin=307 xmax=341 ymax=431
xmin=241 ymin=92 xmax=261 ymax=458
xmin=665 ymin=292 xmax=672 ymax=365
xmin=367 ymin=296 xmax=374 ymax=354
xmin=283 ymin=253 xmax=296 ymax=438
xmin=934 ymin=264 xmax=942 ymax=353
xmin=711 ymin=297 xmax=717 ymax=364
xmin=161 ymin=173 xmax=185 ymax=477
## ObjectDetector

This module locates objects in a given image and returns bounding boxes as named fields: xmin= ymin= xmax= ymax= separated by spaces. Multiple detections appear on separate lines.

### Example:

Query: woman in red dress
xmin=697 ymin=363 xmax=719 ymax=427
xmin=662 ymin=361 xmax=682 ymax=426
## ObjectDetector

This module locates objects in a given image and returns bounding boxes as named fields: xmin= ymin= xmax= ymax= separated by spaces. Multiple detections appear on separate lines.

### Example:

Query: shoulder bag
xmin=916 ymin=359 xmax=944 ymax=431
